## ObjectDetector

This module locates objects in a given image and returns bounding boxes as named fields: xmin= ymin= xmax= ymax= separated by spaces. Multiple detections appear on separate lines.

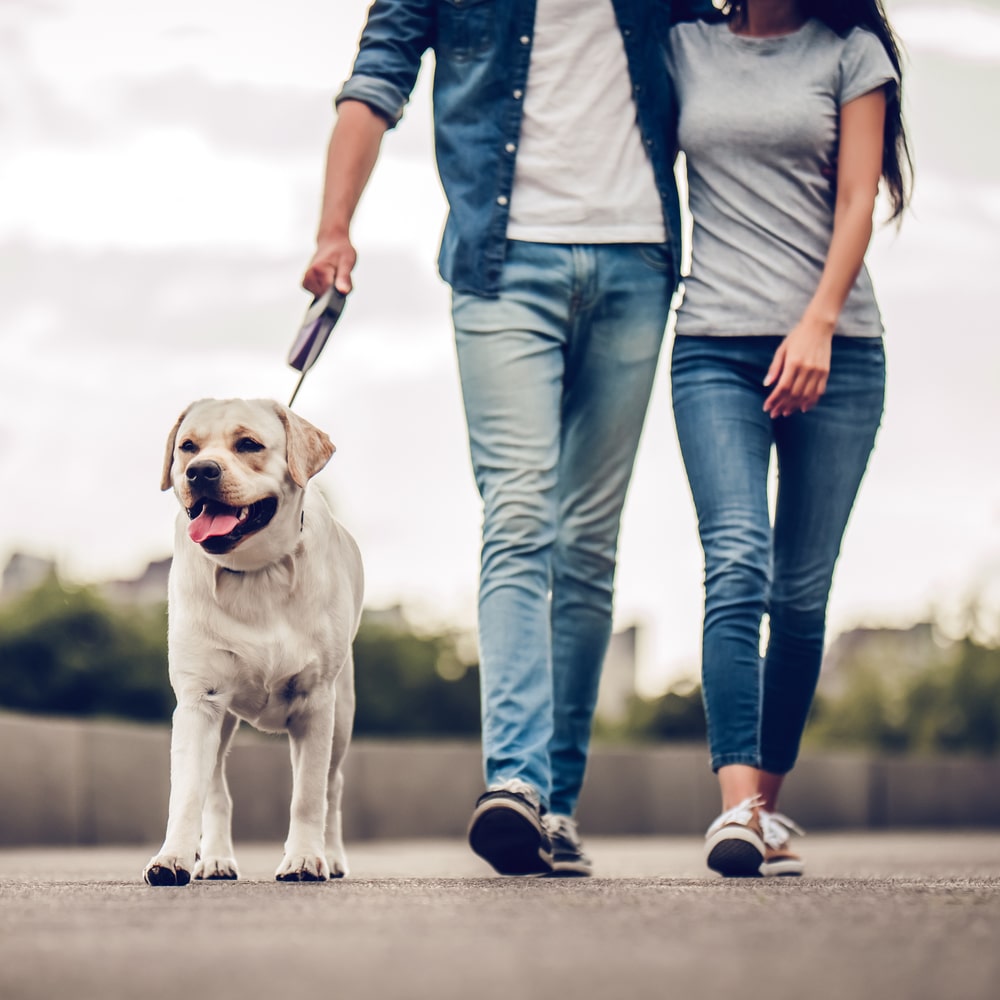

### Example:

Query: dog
xmin=144 ymin=398 xmax=363 ymax=886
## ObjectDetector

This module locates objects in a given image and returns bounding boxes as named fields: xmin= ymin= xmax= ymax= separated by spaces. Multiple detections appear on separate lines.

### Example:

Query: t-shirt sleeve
xmin=839 ymin=28 xmax=899 ymax=106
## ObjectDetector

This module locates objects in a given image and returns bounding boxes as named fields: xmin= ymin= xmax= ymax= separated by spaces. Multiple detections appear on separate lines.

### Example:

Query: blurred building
xmin=0 ymin=552 xmax=55 ymax=602
xmin=0 ymin=552 xmax=170 ymax=606
xmin=820 ymin=622 xmax=953 ymax=696
xmin=97 ymin=558 xmax=171 ymax=605
xmin=597 ymin=624 xmax=639 ymax=724
xmin=363 ymin=604 xmax=411 ymax=631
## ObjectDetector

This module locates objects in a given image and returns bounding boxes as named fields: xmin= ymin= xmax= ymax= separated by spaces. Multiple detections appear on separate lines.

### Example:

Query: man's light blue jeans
xmin=671 ymin=334 xmax=885 ymax=775
xmin=453 ymin=240 xmax=673 ymax=816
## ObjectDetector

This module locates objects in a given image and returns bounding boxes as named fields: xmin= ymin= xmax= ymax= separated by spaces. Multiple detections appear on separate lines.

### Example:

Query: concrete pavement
xmin=1 ymin=833 xmax=998 ymax=1000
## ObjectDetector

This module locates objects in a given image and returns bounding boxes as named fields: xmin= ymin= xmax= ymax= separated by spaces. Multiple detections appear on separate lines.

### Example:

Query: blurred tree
xmin=900 ymin=638 xmax=1000 ymax=754
xmin=806 ymin=630 xmax=1000 ymax=756
xmin=0 ymin=573 xmax=172 ymax=720
xmin=0 ymin=577 xmax=482 ymax=734
xmin=806 ymin=665 xmax=909 ymax=753
xmin=595 ymin=681 xmax=707 ymax=744
xmin=352 ymin=619 xmax=481 ymax=737
xmin=3 ymin=573 xmax=997 ymax=752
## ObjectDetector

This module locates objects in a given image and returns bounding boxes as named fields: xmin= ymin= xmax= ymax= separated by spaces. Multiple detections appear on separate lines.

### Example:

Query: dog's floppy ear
xmin=274 ymin=404 xmax=335 ymax=488
xmin=161 ymin=408 xmax=189 ymax=492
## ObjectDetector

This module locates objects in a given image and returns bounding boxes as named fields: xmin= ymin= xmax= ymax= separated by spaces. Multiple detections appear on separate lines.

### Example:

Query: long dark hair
xmin=728 ymin=1 xmax=913 ymax=222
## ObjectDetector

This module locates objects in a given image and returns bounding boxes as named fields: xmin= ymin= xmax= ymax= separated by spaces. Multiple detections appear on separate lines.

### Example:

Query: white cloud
xmin=0 ymin=130 xmax=312 ymax=251
xmin=12 ymin=0 xmax=371 ymax=91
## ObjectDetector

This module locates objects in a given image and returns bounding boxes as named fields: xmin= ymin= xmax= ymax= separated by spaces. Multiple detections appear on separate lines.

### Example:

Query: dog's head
xmin=162 ymin=399 xmax=334 ymax=564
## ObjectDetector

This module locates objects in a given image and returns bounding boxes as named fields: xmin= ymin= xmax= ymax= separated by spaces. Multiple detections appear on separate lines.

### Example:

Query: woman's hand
xmin=763 ymin=318 xmax=834 ymax=418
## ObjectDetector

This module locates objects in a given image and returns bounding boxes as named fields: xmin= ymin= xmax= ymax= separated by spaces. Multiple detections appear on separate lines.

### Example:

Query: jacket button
xmin=497 ymin=196 xmax=509 ymax=207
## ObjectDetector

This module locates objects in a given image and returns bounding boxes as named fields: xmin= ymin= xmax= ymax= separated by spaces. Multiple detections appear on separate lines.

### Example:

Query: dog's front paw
xmin=144 ymin=855 xmax=194 ymax=887
xmin=275 ymin=853 xmax=330 ymax=882
xmin=194 ymin=856 xmax=240 ymax=881
xmin=327 ymin=852 xmax=349 ymax=879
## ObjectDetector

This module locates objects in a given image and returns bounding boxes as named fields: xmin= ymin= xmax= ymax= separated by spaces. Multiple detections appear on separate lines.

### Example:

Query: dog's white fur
xmin=144 ymin=398 xmax=363 ymax=885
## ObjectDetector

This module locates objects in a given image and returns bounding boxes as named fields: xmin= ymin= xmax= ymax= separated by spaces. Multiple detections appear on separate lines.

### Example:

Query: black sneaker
xmin=468 ymin=779 xmax=553 ymax=876
xmin=543 ymin=814 xmax=593 ymax=877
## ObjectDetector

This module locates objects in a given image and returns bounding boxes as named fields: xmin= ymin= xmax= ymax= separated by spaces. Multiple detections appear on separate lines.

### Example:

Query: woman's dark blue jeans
xmin=671 ymin=334 xmax=885 ymax=774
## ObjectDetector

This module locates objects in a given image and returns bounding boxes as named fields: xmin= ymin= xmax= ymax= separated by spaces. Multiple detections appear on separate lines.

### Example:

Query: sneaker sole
xmin=706 ymin=827 xmax=765 ymax=878
xmin=760 ymin=858 xmax=805 ymax=877
xmin=544 ymin=860 xmax=593 ymax=878
xmin=468 ymin=800 xmax=552 ymax=876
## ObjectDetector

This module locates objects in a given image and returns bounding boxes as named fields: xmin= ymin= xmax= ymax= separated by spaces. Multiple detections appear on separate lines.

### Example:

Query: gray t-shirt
xmin=666 ymin=18 xmax=899 ymax=337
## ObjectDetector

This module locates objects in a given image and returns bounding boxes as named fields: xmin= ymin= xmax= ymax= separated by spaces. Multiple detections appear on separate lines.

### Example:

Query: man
xmin=303 ymin=0 xmax=719 ymax=877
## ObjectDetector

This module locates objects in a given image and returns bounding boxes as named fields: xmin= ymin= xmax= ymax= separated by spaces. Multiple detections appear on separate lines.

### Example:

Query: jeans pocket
xmin=635 ymin=242 xmax=673 ymax=274
xmin=437 ymin=0 xmax=496 ymax=62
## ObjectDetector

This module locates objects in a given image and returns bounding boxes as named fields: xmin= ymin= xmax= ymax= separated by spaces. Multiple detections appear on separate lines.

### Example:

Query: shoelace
xmin=759 ymin=809 xmax=805 ymax=850
xmin=543 ymin=813 xmax=581 ymax=846
xmin=490 ymin=777 xmax=541 ymax=808
xmin=705 ymin=794 xmax=765 ymax=837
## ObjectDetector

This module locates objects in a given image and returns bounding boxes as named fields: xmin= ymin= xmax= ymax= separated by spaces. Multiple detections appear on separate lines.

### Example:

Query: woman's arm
xmin=763 ymin=88 xmax=888 ymax=418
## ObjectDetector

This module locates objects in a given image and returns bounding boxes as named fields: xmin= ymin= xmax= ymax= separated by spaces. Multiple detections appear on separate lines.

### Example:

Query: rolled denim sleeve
xmin=335 ymin=0 xmax=435 ymax=128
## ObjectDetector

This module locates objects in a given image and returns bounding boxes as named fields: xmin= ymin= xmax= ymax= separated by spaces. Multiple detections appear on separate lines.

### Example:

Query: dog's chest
xmin=170 ymin=538 xmax=351 ymax=734
xmin=230 ymin=657 xmax=326 ymax=734
xmin=205 ymin=611 xmax=327 ymax=727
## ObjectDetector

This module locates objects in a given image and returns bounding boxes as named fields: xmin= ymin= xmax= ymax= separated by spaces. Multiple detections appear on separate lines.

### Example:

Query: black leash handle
xmin=287 ymin=287 xmax=347 ymax=407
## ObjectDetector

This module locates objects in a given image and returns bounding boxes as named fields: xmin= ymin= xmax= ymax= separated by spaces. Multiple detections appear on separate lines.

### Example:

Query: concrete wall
xmin=1 ymin=712 xmax=998 ymax=847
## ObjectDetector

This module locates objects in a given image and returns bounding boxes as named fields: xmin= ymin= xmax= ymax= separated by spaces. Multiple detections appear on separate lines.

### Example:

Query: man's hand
xmin=302 ymin=233 xmax=356 ymax=297
xmin=762 ymin=318 xmax=834 ymax=419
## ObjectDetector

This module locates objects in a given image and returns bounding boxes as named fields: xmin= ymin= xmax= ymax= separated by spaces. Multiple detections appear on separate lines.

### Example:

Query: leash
xmin=287 ymin=287 xmax=348 ymax=408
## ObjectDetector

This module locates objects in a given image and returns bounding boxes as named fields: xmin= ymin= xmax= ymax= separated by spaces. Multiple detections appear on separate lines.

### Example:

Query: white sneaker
xmin=704 ymin=795 xmax=766 ymax=878
xmin=759 ymin=809 xmax=805 ymax=877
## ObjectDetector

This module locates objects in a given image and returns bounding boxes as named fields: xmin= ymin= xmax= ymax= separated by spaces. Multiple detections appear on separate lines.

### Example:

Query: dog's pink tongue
xmin=188 ymin=509 xmax=240 ymax=544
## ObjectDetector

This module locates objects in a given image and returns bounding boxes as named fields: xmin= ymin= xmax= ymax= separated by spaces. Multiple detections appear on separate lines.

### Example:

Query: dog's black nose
xmin=186 ymin=460 xmax=222 ymax=485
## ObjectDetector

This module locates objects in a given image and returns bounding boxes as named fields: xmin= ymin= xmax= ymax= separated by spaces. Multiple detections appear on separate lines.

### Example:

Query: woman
xmin=666 ymin=0 xmax=912 ymax=877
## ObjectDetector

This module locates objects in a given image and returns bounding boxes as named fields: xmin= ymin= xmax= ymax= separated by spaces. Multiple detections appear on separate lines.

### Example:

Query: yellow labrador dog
xmin=144 ymin=398 xmax=363 ymax=886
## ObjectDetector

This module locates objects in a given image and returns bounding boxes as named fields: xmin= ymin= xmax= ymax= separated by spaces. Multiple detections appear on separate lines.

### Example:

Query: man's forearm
xmin=318 ymin=100 xmax=390 ymax=241
xmin=303 ymin=100 xmax=391 ymax=295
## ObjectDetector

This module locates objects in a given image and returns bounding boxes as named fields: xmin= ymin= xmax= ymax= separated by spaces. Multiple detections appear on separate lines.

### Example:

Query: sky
xmin=1 ymin=0 xmax=999 ymax=694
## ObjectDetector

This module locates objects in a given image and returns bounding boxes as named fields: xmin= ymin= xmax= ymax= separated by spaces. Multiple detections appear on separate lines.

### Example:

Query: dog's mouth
xmin=186 ymin=497 xmax=279 ymax=553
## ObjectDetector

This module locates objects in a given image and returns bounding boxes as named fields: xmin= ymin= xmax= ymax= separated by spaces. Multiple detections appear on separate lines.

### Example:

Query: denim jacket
xmin=338 ymin=0 xmax=720 ymax=296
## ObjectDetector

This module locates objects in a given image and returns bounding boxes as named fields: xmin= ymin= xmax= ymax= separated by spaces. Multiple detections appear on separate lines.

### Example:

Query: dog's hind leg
xmin=326 ymin=653 xmax=356 ymax=878
xmin=193 ymin=709 xmax=241 ymax=881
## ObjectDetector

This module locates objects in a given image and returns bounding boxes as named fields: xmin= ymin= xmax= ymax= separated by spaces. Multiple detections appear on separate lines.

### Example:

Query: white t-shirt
xmin=666 ymin=18 xmax=899 ymax=337
xmin=506 ymin=0 xmax=666 ymax=244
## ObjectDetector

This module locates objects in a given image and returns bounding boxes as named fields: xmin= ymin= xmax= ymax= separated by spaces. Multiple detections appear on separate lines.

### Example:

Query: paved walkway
xmin=1 ymin=833 xmax=998 ymax=1000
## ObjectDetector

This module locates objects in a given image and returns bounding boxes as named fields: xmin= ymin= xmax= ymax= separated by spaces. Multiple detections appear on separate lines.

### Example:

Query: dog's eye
xmin=235 ymin=437 xmax=264 ymax=454
xmin=179 ymin=440 xmax=198 ymax=453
